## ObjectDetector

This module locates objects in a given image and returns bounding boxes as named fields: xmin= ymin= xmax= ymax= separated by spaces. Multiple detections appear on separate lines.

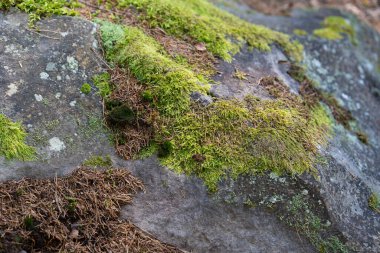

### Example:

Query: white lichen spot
xmin=67 ymin=56 xmax=79 ymax=73
xmin=65 ymin=75 xmax=71 ymax=80
xmin=70 ymin=101 xmax=76 ymax=107
xmin=6 ymin=82 xmax=19 ymax=97
xmin=40 ymin=72 xmax=49 ymax=80
xmin=55 ymin=93 xmax=62 ymax=99
xmin=342 ymin=93 xmax=350 ymax=100
xmin=57 ymin=75 xmax=62 ymax=81
xmin=302 ymin=189 xmax=309 ymax=195
xmin=46 ymin=62 xmax=57 ymax=72
xmin=60 ymin=32 xmax=69 ymax=37
xmin=34 ymin=94 xmax=43 ymax=102
xmin=92 ymin=40 xmax=98 ymax=49
xmin=48 ymin=137 xmax=66 ymax=152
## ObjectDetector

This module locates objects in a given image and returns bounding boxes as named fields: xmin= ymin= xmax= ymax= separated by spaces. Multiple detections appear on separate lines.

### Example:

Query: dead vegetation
xmin=0 ymin=168 xmax=181 ymax=253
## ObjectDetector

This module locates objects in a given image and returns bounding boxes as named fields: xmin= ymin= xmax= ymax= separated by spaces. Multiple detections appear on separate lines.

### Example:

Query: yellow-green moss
xmin=83 ymin=155 xmax=112 ymax=168
xmin=368 ymin=192 xmax=380 ymax=213
xmin=0 ymin=0 xmax=79 ymax=27
xmin=97 ymin=20 xmax=332 ymax=190
xmin=313 ymin=16 xmax=356 ymax=44
xmin=97 ymin=20 xmax=209 ymax=117
xmin=293 ymin=29 xmax=308 ymax=36
xmin=0 ymin=114 xmax=36 ymax=161
xmin=116 ymin=0 xmax=303 ymax=62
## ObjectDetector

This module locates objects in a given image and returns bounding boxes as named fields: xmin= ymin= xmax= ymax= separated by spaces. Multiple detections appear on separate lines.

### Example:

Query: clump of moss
xmin=116 ymin=0 xmax=303 ymax=62
xmin=83 ymin=155 xmax=112 ymax=168
xmin=0 ymin=0 xmax=79 ymax=27
xmin=313 ymin=16 xmax=356 ymax=44
xmin=93 ymin=72 xmax=113 ymax=98
xmin=97 ymin=21 xmax=332 ymax=191
xmin=293 ymin=29 xmax=308 ymax=36
xmin=0 ymin=114 xmax=36 ymax=161
xmin=368 ymin=192 xmax=380 ymax=213
xmin=80 ymin=83 xmax=92 ymax=95
xmin=97 ymin=20 xmax=208 ymax=117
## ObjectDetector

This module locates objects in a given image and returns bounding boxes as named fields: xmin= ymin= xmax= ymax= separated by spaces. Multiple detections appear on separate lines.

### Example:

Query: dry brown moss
xmin=0 ymin=168 xmax=181 ymax=253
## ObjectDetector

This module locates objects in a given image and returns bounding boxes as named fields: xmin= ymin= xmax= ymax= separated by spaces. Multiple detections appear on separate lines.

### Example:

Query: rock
xmin=0 ymin=11 xmax=316 ymax=253
xmin=0 ymin=11 xmax=111 ymax=179
xmin=190 ymin=91 xmax=213 ymax=106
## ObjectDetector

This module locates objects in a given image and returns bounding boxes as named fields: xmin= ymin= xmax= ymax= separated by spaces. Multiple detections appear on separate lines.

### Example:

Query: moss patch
xmin=0 ymin=114 xmax=35 ymax=161
xmin=97 ymin=20 xmax=332 ymax=190
xmin=0 ymin=0 xmax=79 ymax=27
xmin=313 ymin=16 xmax=356 ymax=44
xmin=293 ymin=29 xmax=308 ymax=36
xmin=83 ymin=155 xmax=112 ymax=168
xmin=115 ymin=0 xmax=303 ymax=62
xmin=368 ymin=192 xmax=380 ymax=213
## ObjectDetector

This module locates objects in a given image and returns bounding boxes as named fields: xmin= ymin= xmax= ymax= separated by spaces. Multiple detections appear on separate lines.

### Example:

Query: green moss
xmin=368 ymin=192 xmax=380 ymax=213
xmin=80 ymin=83 xmax=92 ymax=95
xmin=134 ymin=142 xmax=159 ymax=159
xmin=93 ymin=73 xmax=113 ymax=98
xmin=293 ymin=29 xmax=308 ymax=36
xmin=97 ymin=20 xmax=208 ymax=117
xmin=83 ymin=155 xmax=112 ymax=168
xmin=0 ymin=114 xmax=36 ymax=161
xmin=313 ymin=16 xmax=356 ymax=44
xmin=142 ymin=90 xmax=154 ymax=102
xmin=97 ymin=21 xmax=332 ymax=191
xmin=160 ymin=100 xmax=331 ymax=191
xmin=116 ymin=0 xmax=303 ymax=62
xmin=0 ymin=0 xmax=79 ymax=27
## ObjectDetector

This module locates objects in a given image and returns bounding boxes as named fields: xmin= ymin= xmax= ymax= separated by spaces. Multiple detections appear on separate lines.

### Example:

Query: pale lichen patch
xmin=6 ymin=82 xmax=20 ymax=97
xmin=48 ymin=137 xmax=66 ymax=152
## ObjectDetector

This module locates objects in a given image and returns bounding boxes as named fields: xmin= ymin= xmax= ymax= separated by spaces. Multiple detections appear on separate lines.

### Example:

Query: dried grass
xmin=0 ymin=168 xmax=181 ymax=253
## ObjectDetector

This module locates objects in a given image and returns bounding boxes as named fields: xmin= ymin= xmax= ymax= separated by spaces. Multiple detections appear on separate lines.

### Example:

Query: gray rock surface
xmin=214 ymin=1 xmax=380 ymax=252
xmin=0 ymin=10 xmax=315 ymax=253
xmin=1 ymin=3 xmax=380 ymax=253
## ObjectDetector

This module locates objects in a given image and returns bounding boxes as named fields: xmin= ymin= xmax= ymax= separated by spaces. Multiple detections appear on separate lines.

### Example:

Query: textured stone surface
xmin=0 ymin=11 xmax=111 ymax=180
xmin=213 ymin=1 xmax=380 ymax=252
xmin=1 ymin=3 xmax=380 ymax=252
xmin=0 ymin=10 xmax=315 ymax=253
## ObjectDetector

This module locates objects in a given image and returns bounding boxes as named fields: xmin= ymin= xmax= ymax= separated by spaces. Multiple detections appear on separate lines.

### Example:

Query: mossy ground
xmin=0 ymin=114 xmax=35 ymax=161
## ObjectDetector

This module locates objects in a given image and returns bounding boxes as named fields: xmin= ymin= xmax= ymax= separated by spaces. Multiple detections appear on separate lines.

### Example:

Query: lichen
xmin=97 ymin=21 xmax=332 ymax=191
xmin=116 ymin=0 xmax=303 ymax=62
xmin=0 ymin=0 xmax=79 ymax=27
xmin=0 ymin=114 xmax=36 ymax=161
xmin=313 ymin=16 xmax=356 ymax=44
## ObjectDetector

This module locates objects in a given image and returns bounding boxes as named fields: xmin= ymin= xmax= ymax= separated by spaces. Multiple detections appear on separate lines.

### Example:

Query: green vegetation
xmin=0 ymin=0 xmax=79 ymax=27
xmin=116 ymin=0 xmax=303 ymax=62
xmin=83 ymin=155 xmax=113 ymax=168
xmin=286 ymin=194 xmax=349 ymax=253
xmin=81 ymin=83 xmax=92 ymax=95
xmin=93 ymin=73 xmax=113 ymax=98
xmin=293 ymin=29 xmax=308 ymax=36
xmin=313 ymin=16 xmax=356 ymax=44
xmin=368 ymin=192 xmax=380 ymax=213
xmin=0 ymin=114 xmax=35 ymax=161
xmin=97 ymin=20 xmax=332 ymax=190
